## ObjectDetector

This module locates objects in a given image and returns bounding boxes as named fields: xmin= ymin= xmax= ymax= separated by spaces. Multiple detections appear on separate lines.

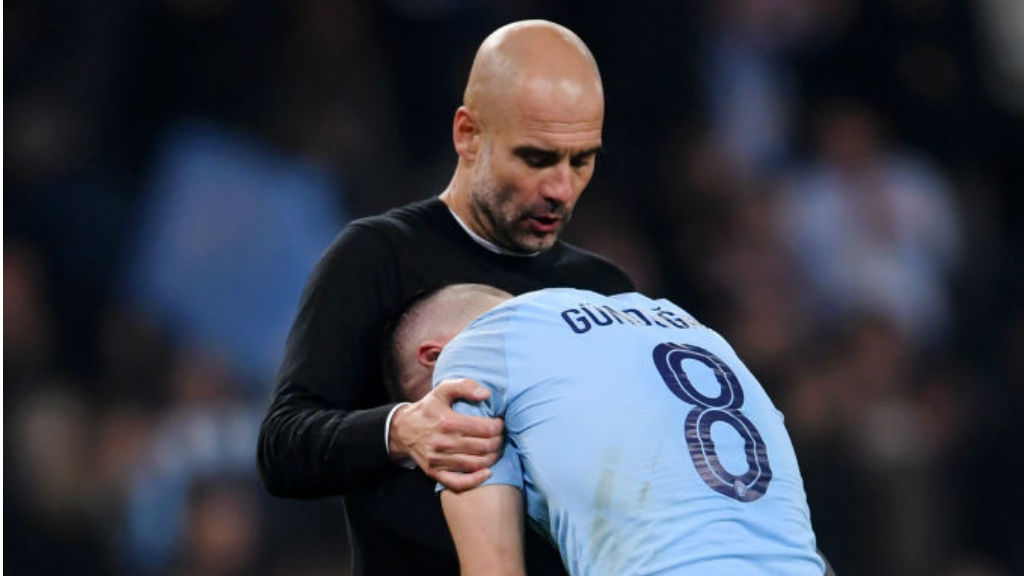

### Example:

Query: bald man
xmin=391 ymin=284 xmax=830 ymax=576
xmin=258 ymin=20 xmax=633 ymax=576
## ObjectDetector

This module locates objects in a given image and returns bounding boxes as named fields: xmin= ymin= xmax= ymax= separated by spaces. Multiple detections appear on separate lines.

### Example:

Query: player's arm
xmin=441 ymin=484 xmax=526 ymax=576
xmin=433 ymin=310 xmax=531 ymax=575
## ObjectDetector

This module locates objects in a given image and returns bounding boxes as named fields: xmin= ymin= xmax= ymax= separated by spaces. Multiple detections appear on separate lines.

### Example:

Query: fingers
xmin=436 ymin=468 xmax=492 ymax=494
xmin=434 ymin=434 xmax=503 ymax=458
xmin=414 ymin=422 xmax=502 ymax=475
xmin=438 ymin=412 xmax=503 ymax=439
xmin=434 ymin=378 xmax=491 ymax=403
xmin=420 ymin=435 xmax=502 ymax=472
xmin=397 ymin=378 xmax=505 ymax=483
xmin=430 ymin=378 xmax=502 ymax=438
xmin=424 ymin=452 xmax=498 ymax=475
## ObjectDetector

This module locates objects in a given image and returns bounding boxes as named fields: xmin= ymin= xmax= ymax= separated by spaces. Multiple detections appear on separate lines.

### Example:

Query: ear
xmin=416 ymin=340 xmax=446 ymax=370
xmin=453 ymin=106 xmax=481 ymax=162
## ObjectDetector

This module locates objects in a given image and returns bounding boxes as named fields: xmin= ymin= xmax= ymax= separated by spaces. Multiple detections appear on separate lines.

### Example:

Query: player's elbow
xmin=256 ymin=413 xmax=296 ymax=498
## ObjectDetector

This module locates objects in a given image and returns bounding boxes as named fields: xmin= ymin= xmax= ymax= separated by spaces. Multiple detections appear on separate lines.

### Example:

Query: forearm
xmin=441 ymin=485 xmax=526 ymax=576
xmin=258 ymin=383 xmax=400 ymax=497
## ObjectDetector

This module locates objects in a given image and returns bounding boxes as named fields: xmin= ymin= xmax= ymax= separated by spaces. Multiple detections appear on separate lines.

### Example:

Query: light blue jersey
xmin=434 ymin=288 xmax=824 ymax=576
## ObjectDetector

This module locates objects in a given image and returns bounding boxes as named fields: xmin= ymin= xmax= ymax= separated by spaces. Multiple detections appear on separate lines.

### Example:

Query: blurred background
xmin=5 ymin=0 xmax=1023 ymax=575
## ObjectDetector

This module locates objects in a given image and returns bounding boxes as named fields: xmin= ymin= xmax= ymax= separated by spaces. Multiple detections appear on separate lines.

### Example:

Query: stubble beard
xmin=471 ymin=172 xmax=564 ymax=254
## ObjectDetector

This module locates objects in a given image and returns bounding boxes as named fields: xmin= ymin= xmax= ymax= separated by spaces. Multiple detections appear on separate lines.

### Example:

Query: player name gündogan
xmin=560 ymin=302 xmax=702 ymax=335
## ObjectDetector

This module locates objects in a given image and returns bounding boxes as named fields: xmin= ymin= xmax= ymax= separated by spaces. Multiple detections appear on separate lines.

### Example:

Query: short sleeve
xmin=433 ymin=305 xmax=524 ymax=491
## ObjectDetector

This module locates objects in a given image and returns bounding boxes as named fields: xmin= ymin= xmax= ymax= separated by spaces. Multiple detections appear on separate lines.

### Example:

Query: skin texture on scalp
xmin=463 ymin=21 xmax=603 ymax=129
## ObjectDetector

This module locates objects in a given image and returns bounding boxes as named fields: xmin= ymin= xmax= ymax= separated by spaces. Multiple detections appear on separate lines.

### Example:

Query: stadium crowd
xmin=6 ymin=1 xmax=1023 ymax=575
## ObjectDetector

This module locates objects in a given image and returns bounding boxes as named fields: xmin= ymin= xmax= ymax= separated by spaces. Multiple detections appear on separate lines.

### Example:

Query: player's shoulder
xmin=492 ymin=288 xmax=644 ymax=324
xmin=510 ymin=288 xmax=668 ymax=310
xmin=468 ymin=289 xmax=701 ymax=329
xmin=609 ymin=291 xmax=698 ymax=318
xmin=509 ymin=289 xmax=707 ymax=334
xmin=507 ymin=287 xmax=606 ymax=311
xmin=452 ymin=289 xmax=573 ymax=339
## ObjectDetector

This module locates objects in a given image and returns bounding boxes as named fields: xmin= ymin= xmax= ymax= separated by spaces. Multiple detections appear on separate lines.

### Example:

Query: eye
xmin=571 ymin=148 xmax=601 ymax=169
xmin=570 ymin=153 xmax=595 ymax=168
xmin=515 ymin=147 xmax=559 ymax=168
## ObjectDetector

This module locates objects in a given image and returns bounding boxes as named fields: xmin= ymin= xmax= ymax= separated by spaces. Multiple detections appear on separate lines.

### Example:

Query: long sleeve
xmin=255 ymin=198 xmax=634 ymax=576
xmin=258 ymin=221 xmax=404 ymax=497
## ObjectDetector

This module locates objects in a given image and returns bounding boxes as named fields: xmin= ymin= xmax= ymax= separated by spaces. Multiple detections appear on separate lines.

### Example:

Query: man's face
xmin=467 ymin=98 xmax=603 ymax=254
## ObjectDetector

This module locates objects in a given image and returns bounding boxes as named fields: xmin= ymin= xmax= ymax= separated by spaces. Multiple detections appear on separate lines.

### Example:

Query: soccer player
xmin=391 ymin=284 xmax=830 ymax=576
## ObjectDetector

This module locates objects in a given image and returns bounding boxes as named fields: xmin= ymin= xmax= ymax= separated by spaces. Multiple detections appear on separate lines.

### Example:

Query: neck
xmin=439 ymin=169 xmax=485 ymax=238
xmin=440 ymin=173 xmax=540 ymax=257
xmin=439 ymin=172 xmax=468 ymax=218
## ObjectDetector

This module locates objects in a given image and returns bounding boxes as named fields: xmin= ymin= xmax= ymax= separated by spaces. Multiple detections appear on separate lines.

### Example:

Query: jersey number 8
xmin=653 ymin=343 xmax=772 ymax=502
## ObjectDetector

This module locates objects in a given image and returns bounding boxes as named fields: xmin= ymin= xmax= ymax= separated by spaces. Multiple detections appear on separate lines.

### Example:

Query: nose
xmin=540 ymin=162 xmax=577 ymax=206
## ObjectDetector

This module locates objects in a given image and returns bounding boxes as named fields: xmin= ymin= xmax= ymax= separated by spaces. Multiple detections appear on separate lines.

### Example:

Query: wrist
xmin=386 ymin=402 xmax=412 ymax=461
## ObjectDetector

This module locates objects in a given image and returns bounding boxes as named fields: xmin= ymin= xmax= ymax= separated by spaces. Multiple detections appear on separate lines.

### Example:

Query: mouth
xmin=526 ymin=214 xmax=562 ymax=234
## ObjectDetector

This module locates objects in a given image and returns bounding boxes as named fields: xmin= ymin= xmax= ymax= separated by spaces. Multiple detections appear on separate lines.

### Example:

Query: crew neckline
xmin=446 ymin=206 xmax=541 ymax=258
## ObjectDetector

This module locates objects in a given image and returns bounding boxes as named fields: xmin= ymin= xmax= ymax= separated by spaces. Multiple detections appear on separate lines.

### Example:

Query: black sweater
xmin=258 ymin=197 xmax=634 ymax=575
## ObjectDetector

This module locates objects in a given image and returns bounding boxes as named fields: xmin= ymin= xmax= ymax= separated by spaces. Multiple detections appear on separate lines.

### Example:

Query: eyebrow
xmin=512 ymin=145 xmax=604 ymax=159
xmin=571 ymin=147 xmax=603 ymax=162
xmin=514 ymin=145 xmax=556 ymax=157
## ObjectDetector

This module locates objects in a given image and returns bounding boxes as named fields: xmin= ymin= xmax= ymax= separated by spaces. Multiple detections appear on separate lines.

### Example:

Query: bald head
xmin=442 ymin=20 xmax=605 ymax=254
xmin=389 ymin=284 xmax=513 ymax=401
xmin=464 ymin=20 xmax=603 ymax=128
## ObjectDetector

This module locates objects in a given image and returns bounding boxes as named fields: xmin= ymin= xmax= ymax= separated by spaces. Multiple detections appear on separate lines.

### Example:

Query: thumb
xmin=436 ymin=468 xmax=492 ymax=493
xmin=435 ymin=378 xmax=491 ymax=404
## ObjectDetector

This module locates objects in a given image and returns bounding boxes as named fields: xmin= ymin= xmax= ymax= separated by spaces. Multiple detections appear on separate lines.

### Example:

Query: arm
xmin=257 ymin=223 xmax=502 ymax=497
xmin=390 ymin=379 xmax=504 ymax=492
xmin=257 ymin=223 xmax=404 ymax=497
xmin=441 ymin=485 xmax=526 ymax=576
xmin=433 ymin=307 xmax=534 ymax=574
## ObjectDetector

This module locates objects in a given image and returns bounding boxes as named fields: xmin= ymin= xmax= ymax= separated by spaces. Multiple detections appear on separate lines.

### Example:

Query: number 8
xmin=653 ymin=343 xmax=772 ymax=502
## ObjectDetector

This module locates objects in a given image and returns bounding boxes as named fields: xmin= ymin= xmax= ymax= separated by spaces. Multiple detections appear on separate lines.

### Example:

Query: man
xmin=390 ymin=283 xmax=828 ymax=576
xmin=257 ymin=20 xmax=634 ymax=576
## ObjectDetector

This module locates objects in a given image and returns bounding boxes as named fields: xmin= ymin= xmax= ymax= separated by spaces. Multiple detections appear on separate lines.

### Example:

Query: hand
xmin=390 ymin=378 xmax=504 ymax=492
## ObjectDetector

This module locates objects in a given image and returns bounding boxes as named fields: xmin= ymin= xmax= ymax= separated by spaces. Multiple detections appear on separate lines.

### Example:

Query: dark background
xmin=5 ymin=1 xmax=1023 ymax=575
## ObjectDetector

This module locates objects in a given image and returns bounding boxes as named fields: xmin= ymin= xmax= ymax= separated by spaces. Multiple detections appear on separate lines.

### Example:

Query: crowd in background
xmin=5 ymin=1 xmax=1023 ymax=575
